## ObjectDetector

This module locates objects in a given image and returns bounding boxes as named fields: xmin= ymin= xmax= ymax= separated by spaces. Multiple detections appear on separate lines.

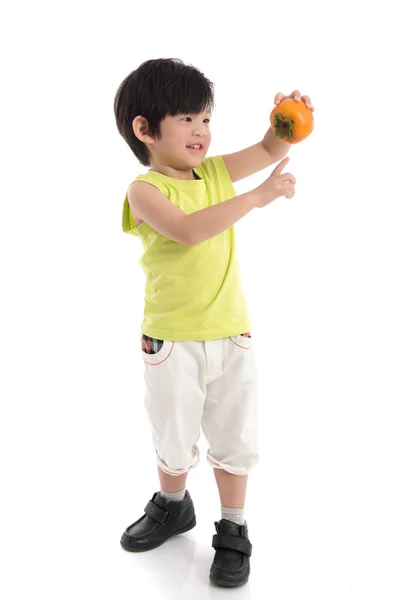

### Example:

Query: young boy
xmin=114 ymin=58 xmax=314 ymax=587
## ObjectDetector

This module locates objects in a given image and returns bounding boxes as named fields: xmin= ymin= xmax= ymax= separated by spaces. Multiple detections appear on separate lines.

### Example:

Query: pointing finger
xmin=271 ymin=156 xmax=289 ymax=174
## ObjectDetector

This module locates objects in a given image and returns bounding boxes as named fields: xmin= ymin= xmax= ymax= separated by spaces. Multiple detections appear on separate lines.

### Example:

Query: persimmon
xmin=270 ymin=98 xmax=314 ymax=144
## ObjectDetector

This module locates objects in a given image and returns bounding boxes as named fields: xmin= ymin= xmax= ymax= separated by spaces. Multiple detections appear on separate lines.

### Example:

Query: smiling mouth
xmin=186 ymin=144 xmax=203 ymax=150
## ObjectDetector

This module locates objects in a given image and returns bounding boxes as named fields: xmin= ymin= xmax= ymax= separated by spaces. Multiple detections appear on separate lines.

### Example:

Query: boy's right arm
xmin=128 ymin=181 xmax=258 ymax=246
xmin=128 ymin=157 xmax=295 ymax=246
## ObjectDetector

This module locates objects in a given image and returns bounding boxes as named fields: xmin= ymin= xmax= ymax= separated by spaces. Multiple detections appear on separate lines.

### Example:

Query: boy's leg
xmin=120 ymin=338 xmax=205 ymax=552
xmin=202 ymin=334 xmax=257 ymax=587
xmin=213 ymin=468 xmax=247 ymax=509
xmin=202 ymin=334 xmax=259 ymax=479
xmin=158 ymin=465 xmax=187 ymax=493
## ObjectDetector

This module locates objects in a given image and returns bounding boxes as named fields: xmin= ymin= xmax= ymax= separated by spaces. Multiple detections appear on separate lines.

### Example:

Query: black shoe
xmin=120 ymin=490 xmax=196 ymax=552
xmin=209 ymin=519 xmax=252 ymax=587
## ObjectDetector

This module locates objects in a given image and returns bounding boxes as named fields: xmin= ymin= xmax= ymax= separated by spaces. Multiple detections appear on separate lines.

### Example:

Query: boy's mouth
xmin=186 ymin=144 xmax=203 ymax=152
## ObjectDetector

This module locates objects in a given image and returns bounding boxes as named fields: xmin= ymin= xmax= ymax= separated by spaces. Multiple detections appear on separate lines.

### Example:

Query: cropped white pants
xmin=141 ymin=333 xmax=259 ymax=477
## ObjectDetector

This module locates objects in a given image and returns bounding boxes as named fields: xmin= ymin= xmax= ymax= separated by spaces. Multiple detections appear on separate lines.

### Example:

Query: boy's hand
xmin=274 ymin=90 xmax=315 ymax=112
xmin=252 ymin=157 xmax=296 ymax=208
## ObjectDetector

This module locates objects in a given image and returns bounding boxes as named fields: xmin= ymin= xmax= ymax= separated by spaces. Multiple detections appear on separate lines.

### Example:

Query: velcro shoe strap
xmin=212 ymin=533 xmax=252 ymax=556
xmin=144 ymin=500 xmax=170 ymax=525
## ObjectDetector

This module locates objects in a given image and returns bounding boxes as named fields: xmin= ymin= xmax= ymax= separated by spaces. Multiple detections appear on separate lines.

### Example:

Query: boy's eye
xmin=183 ymin=117 xmax=210 ymax=123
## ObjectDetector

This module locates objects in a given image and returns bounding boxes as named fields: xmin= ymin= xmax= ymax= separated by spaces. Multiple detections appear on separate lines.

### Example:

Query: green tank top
xmin=122 ymin=155 xmax=251 ymax=341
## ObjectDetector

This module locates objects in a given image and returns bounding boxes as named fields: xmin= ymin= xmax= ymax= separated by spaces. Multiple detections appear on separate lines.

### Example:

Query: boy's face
xmin=151 ymin=110 xmax=212 ymax=169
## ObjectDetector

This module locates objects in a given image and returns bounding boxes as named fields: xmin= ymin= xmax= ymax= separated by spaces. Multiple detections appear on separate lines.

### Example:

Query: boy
xmin=114 ymin=58 xmax=314 ymax=587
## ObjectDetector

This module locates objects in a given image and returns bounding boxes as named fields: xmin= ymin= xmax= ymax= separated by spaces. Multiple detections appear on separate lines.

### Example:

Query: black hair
xmin=114 ymin=58 xmax=215 ymax=166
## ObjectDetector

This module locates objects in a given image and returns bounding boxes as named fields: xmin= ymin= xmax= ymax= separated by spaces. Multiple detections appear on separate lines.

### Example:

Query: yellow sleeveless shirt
xmin=122 ymin=155 xmax=251 ymax=341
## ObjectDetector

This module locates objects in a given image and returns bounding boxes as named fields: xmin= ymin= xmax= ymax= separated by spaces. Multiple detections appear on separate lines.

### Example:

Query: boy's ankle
xmin=160 ymin=488 xmax=186 ymax=502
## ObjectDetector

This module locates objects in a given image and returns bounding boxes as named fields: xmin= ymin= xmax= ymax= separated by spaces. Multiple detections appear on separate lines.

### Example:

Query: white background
xmin=1 ymin=1 xmax=399 ymax=598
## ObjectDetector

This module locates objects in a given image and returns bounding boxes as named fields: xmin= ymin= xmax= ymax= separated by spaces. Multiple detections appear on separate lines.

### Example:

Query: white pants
xmin=141 ymin=333 xmax=259 ymax=477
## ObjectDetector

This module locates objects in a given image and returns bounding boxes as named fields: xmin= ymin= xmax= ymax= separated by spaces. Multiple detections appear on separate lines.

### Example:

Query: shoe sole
xmin=209 ymin=575 xmax=248 ymax=587
xmin=120 ymin=517 xmax=196 ymax=553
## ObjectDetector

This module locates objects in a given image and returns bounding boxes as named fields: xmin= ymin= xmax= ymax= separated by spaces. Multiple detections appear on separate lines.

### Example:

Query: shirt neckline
xmin=148 ymin=167 xmax=204 ymax=184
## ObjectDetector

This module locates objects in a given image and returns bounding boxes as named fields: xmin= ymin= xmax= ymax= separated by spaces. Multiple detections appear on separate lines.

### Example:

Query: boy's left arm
xmin=221 ymin=90 xmax=314 ymax=183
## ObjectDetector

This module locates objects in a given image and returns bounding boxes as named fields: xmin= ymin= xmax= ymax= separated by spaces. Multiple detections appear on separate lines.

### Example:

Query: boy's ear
xmin=132 ymin=115 xmax=155 ymax=145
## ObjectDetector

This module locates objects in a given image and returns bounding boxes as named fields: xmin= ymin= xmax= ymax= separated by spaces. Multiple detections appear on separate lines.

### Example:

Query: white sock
xmin=221 ymin=506 xmax=245 ymax=526
xmin=160 ymin=488 xmax=186 ymax=502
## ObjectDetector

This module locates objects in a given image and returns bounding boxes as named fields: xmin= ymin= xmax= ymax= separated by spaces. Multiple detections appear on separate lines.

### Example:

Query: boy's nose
xmin=193 ymin=123 xmax=208 ymax=136
xmin=193 ymin=128 xmax=208 ymax=137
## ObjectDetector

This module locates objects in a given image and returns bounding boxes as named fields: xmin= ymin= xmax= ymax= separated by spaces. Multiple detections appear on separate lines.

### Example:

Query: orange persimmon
xmin=270 ymin=98 xmax=314 ymax=144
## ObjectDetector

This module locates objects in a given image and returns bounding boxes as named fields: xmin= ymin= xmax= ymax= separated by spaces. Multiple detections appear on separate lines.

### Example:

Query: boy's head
xmin=114 ymin=58 xmax=215 ymax=168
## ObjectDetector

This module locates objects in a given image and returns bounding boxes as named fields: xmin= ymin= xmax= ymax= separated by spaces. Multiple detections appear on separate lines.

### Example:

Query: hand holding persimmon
xmin=270 ymin=98 xmax=314 ymax=144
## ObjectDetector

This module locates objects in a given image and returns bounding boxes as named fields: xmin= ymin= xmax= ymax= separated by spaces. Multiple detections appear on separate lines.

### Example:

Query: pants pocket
xmin=229 ymin=332 xmax=253 ymax=349
xmin=141 ymin=333 xmax=174 ymax=366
